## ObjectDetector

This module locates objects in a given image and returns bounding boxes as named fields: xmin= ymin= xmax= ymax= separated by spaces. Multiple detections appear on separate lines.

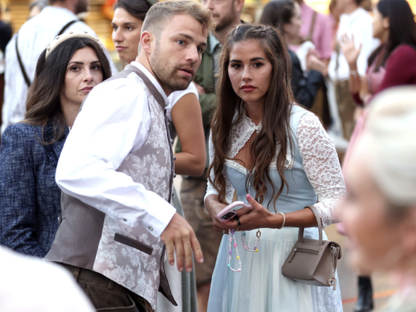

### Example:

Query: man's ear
xmin=234 ymin=0 xmax=245 ymax=14
xmin=140 ymin=31 xmax=154 ymax=55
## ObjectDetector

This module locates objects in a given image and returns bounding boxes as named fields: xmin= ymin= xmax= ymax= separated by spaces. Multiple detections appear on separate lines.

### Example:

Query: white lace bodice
xmin=206 ymin=109 xmax=346 ymax=228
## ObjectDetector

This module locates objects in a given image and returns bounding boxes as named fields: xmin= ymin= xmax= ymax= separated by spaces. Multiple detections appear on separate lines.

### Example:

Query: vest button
xmin=148 ymin=226 xmax=154 ymax=231
xmin=173 ymin=156 xmax=177 ymax=161
xmin=123 ymin=218 xmax=127 ymax=222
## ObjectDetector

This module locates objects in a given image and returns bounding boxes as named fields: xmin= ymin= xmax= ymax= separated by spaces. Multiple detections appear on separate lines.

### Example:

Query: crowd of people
xmin=0 ymin=0 xmax=415 ymax=311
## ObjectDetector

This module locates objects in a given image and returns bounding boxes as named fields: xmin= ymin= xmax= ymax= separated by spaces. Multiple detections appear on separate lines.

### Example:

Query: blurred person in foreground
xmin=0 ymin=33 xmax=111 ymax=258
xmin=0 ymin=246 xmax=94 ymax=312
xmin=1 ymin=0 xmax=117 ymax=134
xmin=338 ymin=0 xmax=416 ymax=231
xmin=112 ymin=0 xmax=206 ymax=310
xmin=44 ymin=1 xmax=212 ymax=311
xmin=340 ymin=86 xmax=416 ymax=312
xmin=339 ymin=1 xmax=416 ymax=309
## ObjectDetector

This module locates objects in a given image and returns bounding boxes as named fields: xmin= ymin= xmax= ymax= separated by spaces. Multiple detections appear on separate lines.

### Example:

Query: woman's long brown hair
xmin=24 ymin=37 xmax=112 ymax=145
xmin=208 ymin=24 xmax=295 ymax=209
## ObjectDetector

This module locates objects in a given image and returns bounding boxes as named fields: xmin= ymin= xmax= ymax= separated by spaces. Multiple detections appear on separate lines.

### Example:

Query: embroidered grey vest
xmin=45 ymin=65 xmax=176 ymax=310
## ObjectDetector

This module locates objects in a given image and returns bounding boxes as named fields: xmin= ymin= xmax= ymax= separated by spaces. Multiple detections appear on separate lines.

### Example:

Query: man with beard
xmin=176 ymin=0 xmax=243 ymax=311
xmin=1 ymin=0 xmax=117 ymax=134
xmin=44 ymin=1 xmax=213 ymax=311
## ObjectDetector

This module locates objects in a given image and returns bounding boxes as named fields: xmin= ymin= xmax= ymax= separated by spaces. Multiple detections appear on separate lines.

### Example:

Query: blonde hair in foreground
xmin=366 ymin=86 xmax=416 ymax=207
xmin=142 ymin=0 xmax=214 ymax=38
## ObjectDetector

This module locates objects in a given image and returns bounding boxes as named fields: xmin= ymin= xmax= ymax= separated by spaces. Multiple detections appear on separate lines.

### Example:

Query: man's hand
xmin=161 ymin=213 xmax=203 ymax=272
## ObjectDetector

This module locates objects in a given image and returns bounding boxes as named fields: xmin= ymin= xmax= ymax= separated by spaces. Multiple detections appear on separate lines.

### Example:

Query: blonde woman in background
xmin=340 ymin=86 xmax=416 ymax=312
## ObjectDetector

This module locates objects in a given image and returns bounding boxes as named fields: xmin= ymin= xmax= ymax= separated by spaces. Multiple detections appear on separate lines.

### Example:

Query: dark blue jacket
xmin=0 ymin=122 xmax=68 ymax=257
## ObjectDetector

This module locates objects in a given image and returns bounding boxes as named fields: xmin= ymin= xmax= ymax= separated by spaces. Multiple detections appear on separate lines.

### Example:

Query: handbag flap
xmin=282 ymin=240 xmax=342 ymax=284
xmin=283 ymin=240 xmax=330 ymax=279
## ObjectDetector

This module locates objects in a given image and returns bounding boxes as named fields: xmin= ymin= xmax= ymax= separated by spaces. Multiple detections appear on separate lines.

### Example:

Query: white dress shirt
xmin=1 ymin=6 xmax=118 ymax=133
xmin=0 ymin=246 xmax=94 ymax=312
xmin=56 ymin=62 xmax=176 ymax=237
xmin=328 ymin=7 xmax=379 ymax=81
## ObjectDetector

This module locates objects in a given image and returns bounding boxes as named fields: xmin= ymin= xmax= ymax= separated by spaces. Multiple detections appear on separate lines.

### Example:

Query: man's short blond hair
xmin=142 ymin=0 xmax=214 ymax=39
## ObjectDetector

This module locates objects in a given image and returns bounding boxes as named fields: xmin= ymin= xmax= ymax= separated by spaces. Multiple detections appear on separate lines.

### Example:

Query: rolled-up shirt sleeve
xmin=56 ymin=78 xmax=176 ymax=237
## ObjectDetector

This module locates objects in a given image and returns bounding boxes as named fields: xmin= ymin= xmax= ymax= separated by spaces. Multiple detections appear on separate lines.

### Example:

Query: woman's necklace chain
xmin=227 ymin=229 xmax=242 ymax=272
xmin=227 ymin=229 xmax=261 ymax=272
xmin=241 ymin=229 xmax=261 ymax=252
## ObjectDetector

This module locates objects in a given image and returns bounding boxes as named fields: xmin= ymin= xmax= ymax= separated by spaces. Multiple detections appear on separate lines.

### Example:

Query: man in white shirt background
xmin=1 ymin=0 xmax=117 ymax=134
xmin=328 ymin=0 xmax=378 ymax=140
xmin=45 ymin=1 xmax=212 ymax=311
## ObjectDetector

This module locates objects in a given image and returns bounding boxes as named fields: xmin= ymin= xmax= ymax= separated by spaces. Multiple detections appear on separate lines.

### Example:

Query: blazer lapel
xmin=42 ymin=123 xmax=69 ymax=163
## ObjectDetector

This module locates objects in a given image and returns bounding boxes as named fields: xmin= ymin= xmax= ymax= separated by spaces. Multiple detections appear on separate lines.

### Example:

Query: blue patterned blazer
xmin=0 ymin=122 xmax=68 ymax=257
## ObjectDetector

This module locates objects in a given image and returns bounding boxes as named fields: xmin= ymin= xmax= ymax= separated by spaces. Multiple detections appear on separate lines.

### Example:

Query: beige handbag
xmin=282 ymin=207 xmax=342 ymax=290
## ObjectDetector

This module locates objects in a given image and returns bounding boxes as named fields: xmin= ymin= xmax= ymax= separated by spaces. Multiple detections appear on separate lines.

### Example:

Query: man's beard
xmin=214 ymin=10 xmax=236 ymax=32
xmin=150 ymin=43 xmax=193 ymax=92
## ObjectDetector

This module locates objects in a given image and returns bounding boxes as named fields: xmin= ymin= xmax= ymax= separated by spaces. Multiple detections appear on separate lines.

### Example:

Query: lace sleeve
xmin=297 ymin=112 xmax=346 ymax=228
xmin=205 ymin=132 xmax=235 ymax=204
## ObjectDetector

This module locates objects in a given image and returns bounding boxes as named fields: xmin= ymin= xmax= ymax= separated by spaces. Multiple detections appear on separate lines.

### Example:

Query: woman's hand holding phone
xmin=220 ymin=194 xmax=276 ymax=231
xmin=216 ymin=201 xmax=253 ymax=222
xmin=205 ymin=195 xmax=231 ymax=232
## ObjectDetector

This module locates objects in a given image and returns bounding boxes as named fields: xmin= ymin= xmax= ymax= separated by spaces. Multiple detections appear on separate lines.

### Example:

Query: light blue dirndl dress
xmin=207 ymin=105 xmax=344 ymax=312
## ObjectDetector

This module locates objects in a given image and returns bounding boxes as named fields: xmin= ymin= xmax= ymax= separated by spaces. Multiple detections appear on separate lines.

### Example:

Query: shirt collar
xmin=209 ymin=33 xmax=222 ymax=55
xmin=130 ymin=61 xmax=169 ymax=106
xmin=341 ymin=7 xmax=366 ymax=22
xmin=41 ymin=6 xmax=79 ymax=19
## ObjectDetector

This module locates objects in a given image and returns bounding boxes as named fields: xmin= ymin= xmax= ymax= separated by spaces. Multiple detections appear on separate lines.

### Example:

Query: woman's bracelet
xmin=350 ymin=69 xmax=359 ymax=78
xmin=277 ymin=212 xmax=286 ymax=229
